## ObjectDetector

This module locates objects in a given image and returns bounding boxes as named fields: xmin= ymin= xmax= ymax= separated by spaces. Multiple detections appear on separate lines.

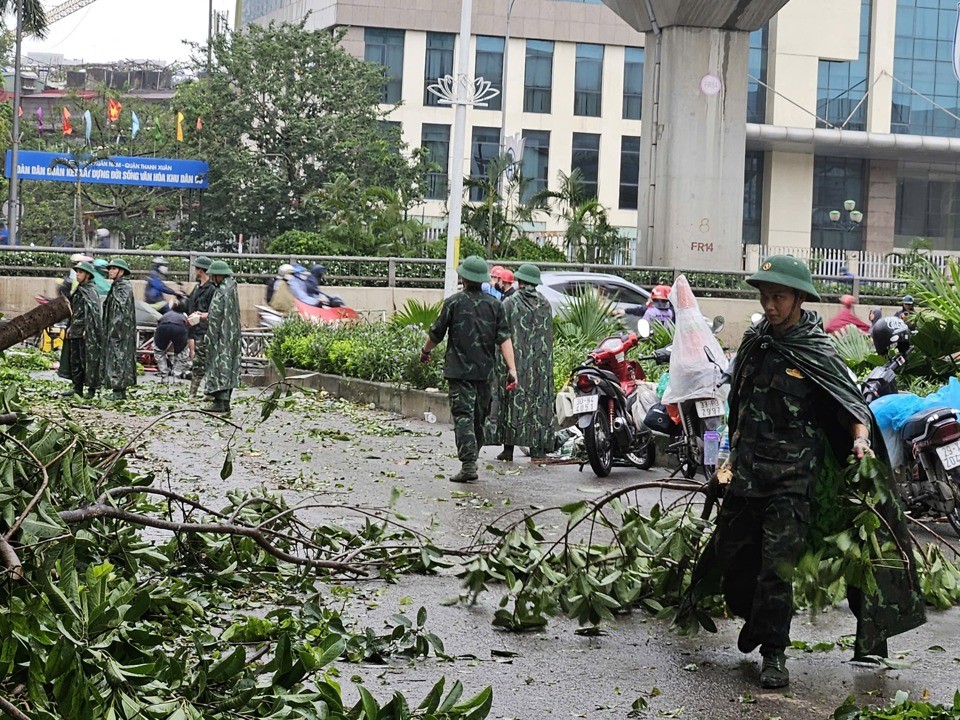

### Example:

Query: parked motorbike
xmin=569 ymin=321 xmax=656 ymax=477
xmin=862 ymin=317 xmax=960 ymax=535
xmin=642 ymin=346 xmax=727 ymax=481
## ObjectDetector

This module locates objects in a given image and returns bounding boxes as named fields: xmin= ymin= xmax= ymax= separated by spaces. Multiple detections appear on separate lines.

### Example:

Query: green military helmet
xmin=74 ymin=261 xmax=96 ymax=277
xmin=207 ymin=260 xmax=233 ymax=276
xmin=514 ymin=263 xmax=542 ymax=286
xmin=195 ymin=256 xmax=213 ymax=270
xmin=457 ymin=255 xmax=490 ymax=284
xmin=747 ymin=255 xmax=821 ymax=302
xmin=105 ymin=257 xmax=131 ymax=273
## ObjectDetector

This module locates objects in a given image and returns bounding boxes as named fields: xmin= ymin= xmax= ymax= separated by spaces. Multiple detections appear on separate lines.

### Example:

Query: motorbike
xmin=641 ymin=346 xmax=727 ymax=481
xmin=569 ymin=321 xmax=657 ymax=477
xmin=257 ymin=297 xmax=360 ymax=329
xmin=862 ymin=317 xmax=960 ymax=536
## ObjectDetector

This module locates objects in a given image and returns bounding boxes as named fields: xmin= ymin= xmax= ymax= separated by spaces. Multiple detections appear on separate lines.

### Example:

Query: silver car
xmin=537 ymin=271 xmax=652 ymax=315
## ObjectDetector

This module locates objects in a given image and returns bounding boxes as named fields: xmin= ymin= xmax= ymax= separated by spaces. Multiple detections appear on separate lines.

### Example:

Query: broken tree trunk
xmin=0 ymin=297 xmax=71 ymax=352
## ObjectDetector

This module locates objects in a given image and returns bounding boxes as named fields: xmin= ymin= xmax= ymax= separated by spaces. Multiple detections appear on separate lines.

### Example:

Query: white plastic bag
xmin=660 ymin=275 xmax=729 ymax=405
xmin=555 ymin=386 xmax=576 ymax=428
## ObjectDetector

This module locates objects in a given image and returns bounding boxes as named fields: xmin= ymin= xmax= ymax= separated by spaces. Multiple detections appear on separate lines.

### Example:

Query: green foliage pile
xmin=267 ymin=318 xmax=447 ymax=390
xmin=0 ymin=385 xmax=492 ymax=719
xmin=390 ymin=299 xmax=443 ymax=330
xmin=835 ymin=691 xmax=960 ymax=720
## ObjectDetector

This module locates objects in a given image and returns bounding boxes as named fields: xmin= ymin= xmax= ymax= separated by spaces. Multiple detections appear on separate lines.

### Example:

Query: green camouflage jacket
xmin=428 ymin=288 xmax=509 ymax=381
xmin=102 ymin=276 xmax=137 ymax=390
xmin=204 ymin=277 xmax=242 ymax=394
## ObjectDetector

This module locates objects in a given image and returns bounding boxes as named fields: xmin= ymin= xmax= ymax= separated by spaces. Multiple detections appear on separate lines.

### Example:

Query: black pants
xmin=67 ymin=337 xmax=95 ymax=393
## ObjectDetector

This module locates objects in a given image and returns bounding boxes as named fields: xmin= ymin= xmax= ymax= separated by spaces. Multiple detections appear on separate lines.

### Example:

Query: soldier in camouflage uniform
xmin=101 ymin=258 xmax=138 ymax=400
xmin=489 ymin=264 xmax=554 ymax=461
xmin=57 ymin=262 xmax=103 ymax=398
xmin=201 ymin=260 xmax=242 ymax=414
xmin=695 ymin=256 xmax=876 ymax=689
xmin=185 ymin=256 xmax=215 ymax=398
xmin=421 ymin=256 xmax=517 ymax=483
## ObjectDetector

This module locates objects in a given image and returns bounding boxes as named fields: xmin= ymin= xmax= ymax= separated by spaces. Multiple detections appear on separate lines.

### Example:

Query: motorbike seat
xmin=901 ymin=407 xmax=957 ymax=441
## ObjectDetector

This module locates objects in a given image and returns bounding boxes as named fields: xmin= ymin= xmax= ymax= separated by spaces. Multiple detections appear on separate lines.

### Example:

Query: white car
xmin=537 ymin=271 xmax=652 ymax=315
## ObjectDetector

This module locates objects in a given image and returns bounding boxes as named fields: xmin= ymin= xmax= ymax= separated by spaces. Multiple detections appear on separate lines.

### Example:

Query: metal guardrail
xmin=0 ymin=245 xmax=911 ymax=302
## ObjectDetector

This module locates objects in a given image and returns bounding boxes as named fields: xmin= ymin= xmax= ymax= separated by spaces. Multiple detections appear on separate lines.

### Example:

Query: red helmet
xmin=651 ymin=285 xmax=671 ymax=301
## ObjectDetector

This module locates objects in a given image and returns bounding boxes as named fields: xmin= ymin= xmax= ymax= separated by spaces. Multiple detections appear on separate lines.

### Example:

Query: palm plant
xmin=462 ymin=152 xmax=535 ymax=257
xmin=390 ymin=298 xmax=442 ymax=330
xmin=829 ymin=326 xmax=876 ymax=376
xmin=553 ymin=288 xmax=622 ymax=349
xmin=0 ymin=0 xmax=48 ymax=37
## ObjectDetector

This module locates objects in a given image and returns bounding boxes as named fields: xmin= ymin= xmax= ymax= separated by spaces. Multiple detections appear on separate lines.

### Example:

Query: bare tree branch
xmin=0 ymin=694 xmax=33 ymax=720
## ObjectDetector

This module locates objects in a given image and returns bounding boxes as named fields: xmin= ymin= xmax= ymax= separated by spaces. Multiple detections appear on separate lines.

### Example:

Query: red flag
xmin=61 ymin=107 xmax=73 ymax=135
xmin=107 ymin=98 xmax=122 ymax=122
xmin=196 ymin=116 xmax=203 ymax=131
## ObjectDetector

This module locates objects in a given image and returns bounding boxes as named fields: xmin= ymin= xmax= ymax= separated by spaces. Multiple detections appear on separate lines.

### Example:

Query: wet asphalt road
xmin=87 ymin=378 xmax=960 ymax=720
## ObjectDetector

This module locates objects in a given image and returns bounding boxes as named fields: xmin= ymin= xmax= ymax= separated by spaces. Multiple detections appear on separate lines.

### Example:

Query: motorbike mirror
xmin=636 ymin=319 xmax=652 ymax=339
xmin=704 ymin=346 xmax=720 ymax=368
xmin=711 ymin=315 xmax=725 ymax=334
xmin=750 ymin=312 xmax=764 ymax=325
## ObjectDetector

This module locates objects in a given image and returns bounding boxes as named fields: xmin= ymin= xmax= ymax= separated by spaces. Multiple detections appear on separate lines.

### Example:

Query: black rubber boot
xmin=496 ymin=446 xmax=514 ymax=462
xmin=759 ymin=651 xmax=789 ymax=689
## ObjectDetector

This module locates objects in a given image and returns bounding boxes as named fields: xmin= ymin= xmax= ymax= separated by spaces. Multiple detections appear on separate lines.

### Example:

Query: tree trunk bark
xmin=0 ymin=296 xmax=71 ymax=352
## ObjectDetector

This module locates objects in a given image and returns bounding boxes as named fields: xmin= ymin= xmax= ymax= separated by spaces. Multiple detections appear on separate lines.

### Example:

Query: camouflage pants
xmin=189 ymin=336 xmax=207 ymax=397
xmin=448 ymin=378 xmax=492 ymax=472
xmin=712 ymin=492 xmax=810 ymax=653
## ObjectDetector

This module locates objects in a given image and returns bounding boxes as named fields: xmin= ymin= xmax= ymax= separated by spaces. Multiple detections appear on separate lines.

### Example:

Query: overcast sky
xmin=21 ymin=0 xmax=236 ymax=65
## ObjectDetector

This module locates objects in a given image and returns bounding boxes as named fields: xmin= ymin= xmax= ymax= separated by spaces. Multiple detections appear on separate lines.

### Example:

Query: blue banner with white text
xmin=5 ymin=150 xmax=209 ymax=189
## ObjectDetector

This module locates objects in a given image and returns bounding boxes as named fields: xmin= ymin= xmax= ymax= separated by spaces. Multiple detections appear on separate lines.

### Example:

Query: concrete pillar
xmin=865 ymin=159 xmax=897 ymax=255
xmin=763 ymin=151 xmax=814 ymax=250
xmin=637 ymin=26 xmax=749 ymax=271
xmin=867 ymin=0 xmax=896 ymax=134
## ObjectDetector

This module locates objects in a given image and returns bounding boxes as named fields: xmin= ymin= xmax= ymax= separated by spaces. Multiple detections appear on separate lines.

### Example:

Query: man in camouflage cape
xmin=57 ymin=262 xmax=102 ymax=398
xmin=686 ymin=255 xmax=924 ymax=689
xmin=185 ymin=256 xmax=216 ymax=398
xmin=202 ymin=260 xmax=242 ymax=414
xmin=489 ymin=264 xmax=555 ymax=461
xmin=101 ymin=258 xmax=137 ymax=400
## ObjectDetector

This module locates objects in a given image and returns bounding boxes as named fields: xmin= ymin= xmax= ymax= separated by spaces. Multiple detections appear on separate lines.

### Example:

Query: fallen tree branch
xmin=0 ymin=694 xmax=32 ymax=720
xmin=57 ymin=503 xmax=367 ymax=576
xmin=0 ymin=535 xmax=23 ymax=580
xmin=2 ymin=432 xmax=53 ymax=542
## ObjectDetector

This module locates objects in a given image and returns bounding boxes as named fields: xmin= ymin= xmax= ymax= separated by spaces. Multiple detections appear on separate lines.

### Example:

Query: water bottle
xmin=703 ymin=430 xmax=720 ymax=466
xmin=717 ymin=427 xmax=730 ymax=466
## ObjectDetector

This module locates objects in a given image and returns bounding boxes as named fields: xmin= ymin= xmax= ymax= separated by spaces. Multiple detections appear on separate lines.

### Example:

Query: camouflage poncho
xmin=57 ymin=281 xmax=103 ymax=387
xmin=204 ymin=276 xmax=242 ymax=395
xmin=101 ymin=275 xmax=137 ymax=391
xmin=488 ymin=286 xmax=554 ymax=454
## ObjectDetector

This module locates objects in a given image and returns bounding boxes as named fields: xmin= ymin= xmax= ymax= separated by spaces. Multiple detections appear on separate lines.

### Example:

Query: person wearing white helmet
xmin=145 ymin=256 xmax=184 ymax=312
xmin=266 ymin=263 xmax=297 ymax=314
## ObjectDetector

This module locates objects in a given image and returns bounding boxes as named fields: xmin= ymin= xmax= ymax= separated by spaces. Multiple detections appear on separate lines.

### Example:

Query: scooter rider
xmin=687 ymin=255 xmax=924 ymax=689
xmin=145 ymin=257 xmax=184 ymax=312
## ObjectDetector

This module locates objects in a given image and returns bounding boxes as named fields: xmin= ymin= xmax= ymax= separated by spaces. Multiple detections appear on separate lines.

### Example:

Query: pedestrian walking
xmin=186 ymin=256 xmax=216 ymax=397
xmin=687 ymin=255 xmax=924 ymax=689
xmin=490 ymin=263 xmax=554 ymax=461
xmin=824 ymin=294 xmax=870 ymax=335
xmin=420 ymin=256 xmax=517 ymax=483
xmin=57 ymin=261 xmax=102 ymax=398
xmin=102 ymin=258 xmax=137 ymax=400
xmin=895 ymin=294 xmax=916 ymax=327
xmin=201 ymin=260 xmax=242 ymax=414
xmin=154 ymin=309 xmax=191 ymax=379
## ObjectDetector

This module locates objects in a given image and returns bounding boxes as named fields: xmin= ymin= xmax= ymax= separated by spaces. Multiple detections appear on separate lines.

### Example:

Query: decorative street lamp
xmin=828 ymin=199 xmax=864 ymax=230
xmin=427 ymin=0 xmax=500 ymax=297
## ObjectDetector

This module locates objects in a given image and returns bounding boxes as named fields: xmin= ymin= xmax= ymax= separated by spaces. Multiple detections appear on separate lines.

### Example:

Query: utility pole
xmin=7 ymin=0 xmax=24 ymax=245
xmin=207 ymin=0 xmax=214 ymax=73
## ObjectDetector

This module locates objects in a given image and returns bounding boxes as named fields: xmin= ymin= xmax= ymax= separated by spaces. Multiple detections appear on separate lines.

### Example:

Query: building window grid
xmin=816 ymin=0 xmax=872 ymax=130
xmin=424 ymin=32 xmax=455 ymax=108
xmin=574 ymin=43 xmax=604 ymax=117
xmin=364 ymin=28 xmax=405 ymax=105
xmin=811 ymin=156 xmax=868 ymax=251
xmin=524 ymin=39 xmax=554 ymax=114
xmin=742 ymin=151 xmax=765 ymax=244
xmin=622 ymin=47 xmax=644 ymax=120
xmin=892 ymin=0 xmax=960 ymax=137
xmin=572 ymin=132 xmax=601 ymax=200
xmin=618 ymin=136 xmax=640 ymax=210
xmin=475 ymin=36 xmax=504 ymax=112
xmin=421 ymin=124 xmax=451 ymax=201
xmin=470 ymin=126 xmax=501 ymax=202
xmin=747 ymin=27 xmax=768 ymax=124
xmin=521 ymin=130 xmax=550 ymax=204
xmin=895 ymin=177 xmax=960 ymax=249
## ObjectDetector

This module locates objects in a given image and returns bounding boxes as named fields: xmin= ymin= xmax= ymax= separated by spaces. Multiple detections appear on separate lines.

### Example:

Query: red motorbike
xmin=571 ymin=331 xmax=656 ymax=477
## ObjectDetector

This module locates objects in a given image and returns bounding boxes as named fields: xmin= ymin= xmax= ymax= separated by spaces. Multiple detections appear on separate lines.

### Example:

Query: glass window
xmin=521 ymin=130 xmax=550 ymax=204
xmin=622 ymin=47 xmax=644 ymax=120
xmin=892 ymin=0 xmax=960 ymax=136
xmin=895 ymin=176 xmax=960 ymax=250
xmin=572 ymin=132 xmax=600 ymax=199
xmin=811 ymin=156 xmax=867 ymax=251
xmin=364 ymin=28 xmax=404 ymax=104
xmin=421 ymin=124 xmax=450 ymax=200
xmin=524 ymin=40 xmax=554 ymax=114
xmin=742 ymin=151 xmax=764 ymax=244
xmin=574 ymin=43 xmax=604 ymax=117
xmin=618 ymin=136 xmax=640 ymax=210
xmin=470 ymin=126 xmax=501 ymax=201
xmin=475 ymin=36 xmax=504 ymax=112
xmin=817 ymin=0 xmax=871 ymax=130
xmin=747 ymin=27 xmax=768 ymax=124
xmin=424 ymin=32 xmax=455 ymax=107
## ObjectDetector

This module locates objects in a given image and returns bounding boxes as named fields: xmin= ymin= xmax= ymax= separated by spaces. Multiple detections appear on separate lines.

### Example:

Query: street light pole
xmin=499 ymin=0 xmax=517 ymax=156
xmin=444 ymin=0 xmax=473 ymax=297
xmin=8 ymin=0 xmax=23 ymax=245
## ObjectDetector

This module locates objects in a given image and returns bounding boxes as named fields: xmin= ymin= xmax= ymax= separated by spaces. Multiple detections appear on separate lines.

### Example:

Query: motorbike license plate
xmin=695 ymin=398 xmax=724 ymax=419
xmin=573 ymin=395 xmax=599 ymax=415
xmin=936 ymin=440 xmax=960 ymax=470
